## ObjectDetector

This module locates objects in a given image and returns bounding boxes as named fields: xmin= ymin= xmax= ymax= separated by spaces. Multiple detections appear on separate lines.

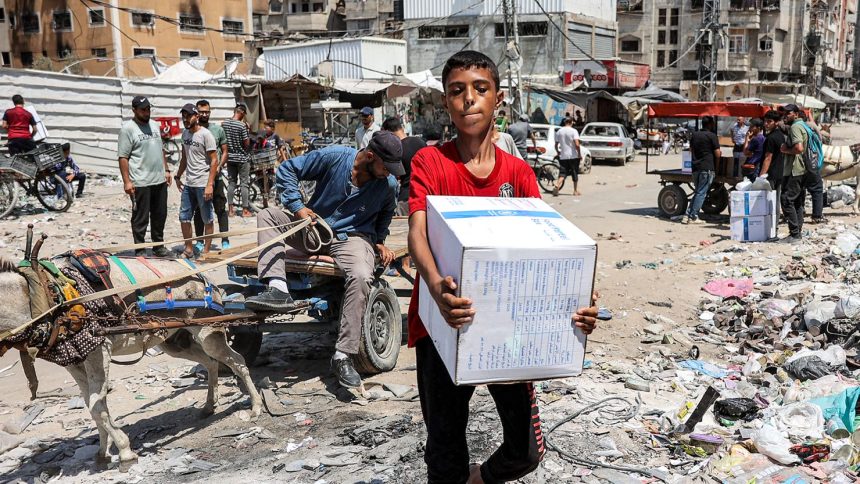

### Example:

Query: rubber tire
xmin=702 ymin=184 xmax=730 ymax=215
xmin=354 ymin=280 xmax=402 ymax=374
xmin=0 ymin=180 xmax=18 ymax=219
xmin=579 ymin=155 xmax=592 ymax=175
xmin=537 ymin=163 xmax=561 ymax=193
xmin=233 ymin=183 xmax=260 ymax=209
xmin=163 ymin=139 xmax=181 ymax=166
xmin=624 ymin=151 xmax=635 ymax=165
xmin=34 ymin=174 xmax=73 ymax=212
xmin=658 ymin=184 xmax=688 ymax=218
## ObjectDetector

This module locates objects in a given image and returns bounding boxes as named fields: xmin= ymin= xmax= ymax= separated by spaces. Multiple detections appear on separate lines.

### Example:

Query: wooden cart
xmin=645 ymin=102 xmax=772 ymax=218
xmin=197 ymin=217 xmax=412 ymax=374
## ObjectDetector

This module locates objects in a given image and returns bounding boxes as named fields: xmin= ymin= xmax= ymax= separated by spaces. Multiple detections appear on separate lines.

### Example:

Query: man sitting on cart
xmin=245 ymin=131 xmax=402 ymax=389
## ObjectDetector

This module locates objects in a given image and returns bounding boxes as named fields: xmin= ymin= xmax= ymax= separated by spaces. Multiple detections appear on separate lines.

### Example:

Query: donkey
xmin=820 ymin=144 xmax=860 ymax=214
xmin=0 ymin=256 xmax=262 ymax=472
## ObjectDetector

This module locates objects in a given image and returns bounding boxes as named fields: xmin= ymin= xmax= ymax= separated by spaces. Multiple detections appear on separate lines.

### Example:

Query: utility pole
xmin=501 ymin=0 xmax=524 ymax=117
xmin=697 ymin=0 xmax=721 ymax=101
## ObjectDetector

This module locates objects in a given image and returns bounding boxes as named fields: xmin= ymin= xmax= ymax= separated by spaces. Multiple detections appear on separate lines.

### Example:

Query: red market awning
xmin=647 ymin=102 xmax=772 ymax=118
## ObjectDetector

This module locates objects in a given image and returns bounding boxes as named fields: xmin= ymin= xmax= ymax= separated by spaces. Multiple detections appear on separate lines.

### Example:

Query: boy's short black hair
xmin=701 ymin=115 xmax=715 ymax=127
xmin=423 ymin=125 xmax=442 ymax=141
xmin=61 ymin=142 xmax=71 ymax=152
xmin=382 ymin=117 xmax=403 ymax=132
xmin=749 ymin=118 xmax=763 ymax=129
xmin=11 ymin=95 xmax=23 ymax=105
xmin=764 ymin=110 xmax=782 ymax=122
xmin=441 ymin=51 xmax=500 ymax=91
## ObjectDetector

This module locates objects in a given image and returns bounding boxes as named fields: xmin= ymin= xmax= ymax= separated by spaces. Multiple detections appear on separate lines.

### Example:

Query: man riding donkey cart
xmin=244 ymin=130 xmax=403 ymax=389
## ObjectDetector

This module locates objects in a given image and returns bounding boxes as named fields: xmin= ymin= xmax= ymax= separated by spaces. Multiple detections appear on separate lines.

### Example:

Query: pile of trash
xmin=664 ymin=222 xmax=860 ymax=482
xmin=827 ymin=185 xmax=858 ymax=209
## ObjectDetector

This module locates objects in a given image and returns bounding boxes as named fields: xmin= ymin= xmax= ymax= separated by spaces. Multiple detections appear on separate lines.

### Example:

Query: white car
xmin=578 ymin=122 xmax=636 ymax=166
xmin=529 ymin=123 xmax=592 ymax=174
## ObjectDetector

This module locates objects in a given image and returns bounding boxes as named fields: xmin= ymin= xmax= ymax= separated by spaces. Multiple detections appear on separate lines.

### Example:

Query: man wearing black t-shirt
xmin=761 ymin=110 xmax=786 ymax=222
xmin=382 ymin=117 xmax=426 ymax=216
xmin=683 ymin=116 xmax=721 ymax=224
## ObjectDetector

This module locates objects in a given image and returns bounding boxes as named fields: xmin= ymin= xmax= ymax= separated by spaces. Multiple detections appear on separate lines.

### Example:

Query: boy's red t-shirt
xmin=407 ymin=141 xmax=541 ymax=347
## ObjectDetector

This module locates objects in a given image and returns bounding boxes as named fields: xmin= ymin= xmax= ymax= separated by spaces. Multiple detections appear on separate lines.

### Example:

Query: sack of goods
xmin=418 ymin=196 xmax=597 ymax=385
xmin=730 ymin=184 xmax=777 ymax=242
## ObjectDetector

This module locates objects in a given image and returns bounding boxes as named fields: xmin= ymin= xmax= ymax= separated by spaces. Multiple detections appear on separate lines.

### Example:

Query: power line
xmin=79 ymin=0 xmax=139 ymax=47
xmin=531 ymin=0 xmax=618 ymax=76
xmin=81 ymin=0 xmax=487 ymax=41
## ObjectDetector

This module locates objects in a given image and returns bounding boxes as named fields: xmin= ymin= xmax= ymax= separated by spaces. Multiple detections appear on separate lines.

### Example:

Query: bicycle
xmin=0 ymin=143 xmax=74 ymax=218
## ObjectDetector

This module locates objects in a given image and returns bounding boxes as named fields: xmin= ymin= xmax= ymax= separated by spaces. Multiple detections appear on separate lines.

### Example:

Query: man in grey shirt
xmin=507 ymin=113 xmax=537 ymax=159
xmin=117 ymin=95 xmax=171 ymax=257
xmin=174 ymin=104 xmax=218 ymax=257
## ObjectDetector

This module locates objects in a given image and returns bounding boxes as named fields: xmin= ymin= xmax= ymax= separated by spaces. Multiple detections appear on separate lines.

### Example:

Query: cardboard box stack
xmin=729 ymin=190 xmax=778 ymax=241
xmin=418 ymin=196 xmax=597 ymax=385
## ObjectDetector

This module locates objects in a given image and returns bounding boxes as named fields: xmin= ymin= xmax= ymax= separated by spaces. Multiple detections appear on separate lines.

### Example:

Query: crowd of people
xmin=684 ymin=104 xmax=827 ymax=244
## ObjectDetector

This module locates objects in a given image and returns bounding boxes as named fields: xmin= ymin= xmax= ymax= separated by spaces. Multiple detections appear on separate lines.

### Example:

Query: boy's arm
xmin=408 ymin=211 xmax=475 ymax=329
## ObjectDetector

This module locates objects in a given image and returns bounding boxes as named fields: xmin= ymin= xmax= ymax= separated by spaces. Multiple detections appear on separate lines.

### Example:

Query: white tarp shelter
xmin=0 ymin=69 xmax=235 ymax=176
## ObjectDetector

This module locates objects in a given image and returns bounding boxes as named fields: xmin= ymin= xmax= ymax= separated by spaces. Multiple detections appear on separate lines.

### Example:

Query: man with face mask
xmin=246 ymin=131 xmax=402 ymax=389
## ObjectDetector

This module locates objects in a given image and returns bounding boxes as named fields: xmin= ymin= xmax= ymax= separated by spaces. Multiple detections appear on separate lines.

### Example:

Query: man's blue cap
xmin=359 ymin=106 xmax=374 ymax=116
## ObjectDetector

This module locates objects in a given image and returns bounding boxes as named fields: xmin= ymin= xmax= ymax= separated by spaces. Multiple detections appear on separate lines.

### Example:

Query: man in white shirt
xmin=355 ymin=106 xmax=380 ymax=150
xmin=553 ymin=117 xmax=582 ymax=196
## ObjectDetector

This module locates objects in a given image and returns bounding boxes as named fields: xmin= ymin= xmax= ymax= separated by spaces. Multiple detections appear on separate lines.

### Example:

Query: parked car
xmin=529 ymin=123 xmax=592 ymax=174
xmin=578 ymin=122 xmax=636 ymax=166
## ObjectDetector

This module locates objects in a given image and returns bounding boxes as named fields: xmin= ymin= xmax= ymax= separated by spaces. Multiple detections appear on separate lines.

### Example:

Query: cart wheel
xmin=579 ymin=155 xmax=592 ymax=175
xmin=34 ymin=173 xmax=73 ymax=212
xmin=233 ymin=183 xmax=260 ymax=209
xmin=537 ymin=163 xmax=561 ymax=193
xmin=354 ymin=280 xmax=402 ymax=374
xmin=658 ymin=184 xmax=688 ymax=218
xmin=226 ymin=326 xmax=263 ymax=367
xmin=702 ymin=184 xmax=730 ymax=215
xmin=0 ymin=180 xmax=18 ymax=219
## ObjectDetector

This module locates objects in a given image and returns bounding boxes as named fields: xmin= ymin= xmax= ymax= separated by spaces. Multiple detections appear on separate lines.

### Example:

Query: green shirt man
xmin=786 ymin=119 xmax=808 ymax=177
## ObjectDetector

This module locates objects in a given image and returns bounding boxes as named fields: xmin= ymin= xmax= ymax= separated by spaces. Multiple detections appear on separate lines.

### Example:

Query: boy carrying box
xmin=407 ymin=51 xmax=600 ymax=483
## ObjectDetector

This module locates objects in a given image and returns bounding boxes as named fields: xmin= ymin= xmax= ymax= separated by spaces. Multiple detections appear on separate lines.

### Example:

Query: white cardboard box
xmin=730 ymin=212 xmax=777 ymax=242
xmin=681 ymin=151 xmax=692 ymax=174
xmin=418 ymin=196 xmax=597 ymax=385
xmin=730 ymin=190 xmax=777 ymax=217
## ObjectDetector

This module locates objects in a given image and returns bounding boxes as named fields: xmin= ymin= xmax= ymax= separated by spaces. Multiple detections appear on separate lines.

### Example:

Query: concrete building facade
xmin=0 ymin=0 xmax=11 ymax=67
xmin=401 ymin=0 xmax=617 ymax=82
xmin=617 ymin=0 xmax=856 ymax=98
xmin=4 ymin=0 xmax=263 ymax=78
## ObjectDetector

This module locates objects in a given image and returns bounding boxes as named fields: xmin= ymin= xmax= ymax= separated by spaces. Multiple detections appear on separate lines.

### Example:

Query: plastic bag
xmin=786 ymin=346 xmax=847 ymax=367
xmin=752 ymin=424 xmax=801 ymax=465
xmin=784 ymin=375 xmax=852 ymax=403
xmin=735 ymin=179 xmax=753 ymax=192
xmin=784 ymin=356 xmax=835 ymax=382
xmin=804 ymin=297 xmax=837 ymax=333
xmin=810 ymin=387 xmax=860 ymax=433
xmin=836 ymin=295 xmax=860 ymax=319
xmin=714 ymin=398 xmax=760 ymax=422
xmin=750 ymin=176 xmax=772 ymax=191
xmin=773 ymin=402 xmax=825 ymax=440
xmin=759 ymin=299 xmax=797 ymax=319
xmin=835 ymin=233 xmax=860 ymax=255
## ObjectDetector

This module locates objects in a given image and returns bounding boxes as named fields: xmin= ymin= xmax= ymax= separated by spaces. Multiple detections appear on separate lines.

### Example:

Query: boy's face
xmin=443 ymin=66 xmax=503 ymax=137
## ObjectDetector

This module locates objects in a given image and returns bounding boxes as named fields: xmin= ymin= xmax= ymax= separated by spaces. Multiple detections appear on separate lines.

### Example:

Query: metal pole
xmin=510 ymin=0 xmax=524 ymax=115
xmin=502 ymin=0 xmax=513 ymax=113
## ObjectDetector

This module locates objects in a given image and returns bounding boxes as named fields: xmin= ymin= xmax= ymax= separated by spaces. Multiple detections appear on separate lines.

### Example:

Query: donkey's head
xmin=0 ymin=258 xmax=31 ymax=334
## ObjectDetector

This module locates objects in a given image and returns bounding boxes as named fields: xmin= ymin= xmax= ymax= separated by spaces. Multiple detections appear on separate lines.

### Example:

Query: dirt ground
xmin=0 ymin=123 xmax=857 ymax=483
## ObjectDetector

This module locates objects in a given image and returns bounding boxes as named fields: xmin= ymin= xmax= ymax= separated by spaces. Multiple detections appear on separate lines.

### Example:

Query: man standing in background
xmin=552 ymin=117 xmax=582 ymax=197
xmin=355 ymin=107 xmax=380 ymax=150
xmin=193 ymin=99 xmax=230 ymax=251
xmin=223 ymin=104 xmax=253 ymax=218
xmin=507 ymin=113 xmax=537 ymax=160
xmin=117 ymin=96 xmax=171 ymax=257
xmin=382 ymin=117 xmax=426 ymax=216
xmin=2 ymin=95 xmax=37 ymax=154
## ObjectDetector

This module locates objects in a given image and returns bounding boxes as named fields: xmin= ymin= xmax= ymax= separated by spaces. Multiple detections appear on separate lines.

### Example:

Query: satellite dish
xmin=255 ymin=53 xmax=266 ymax=69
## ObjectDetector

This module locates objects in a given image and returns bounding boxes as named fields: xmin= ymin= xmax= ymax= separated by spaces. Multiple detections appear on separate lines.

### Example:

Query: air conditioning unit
xmin=700 ymin=30 xmax=713 ymax=45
